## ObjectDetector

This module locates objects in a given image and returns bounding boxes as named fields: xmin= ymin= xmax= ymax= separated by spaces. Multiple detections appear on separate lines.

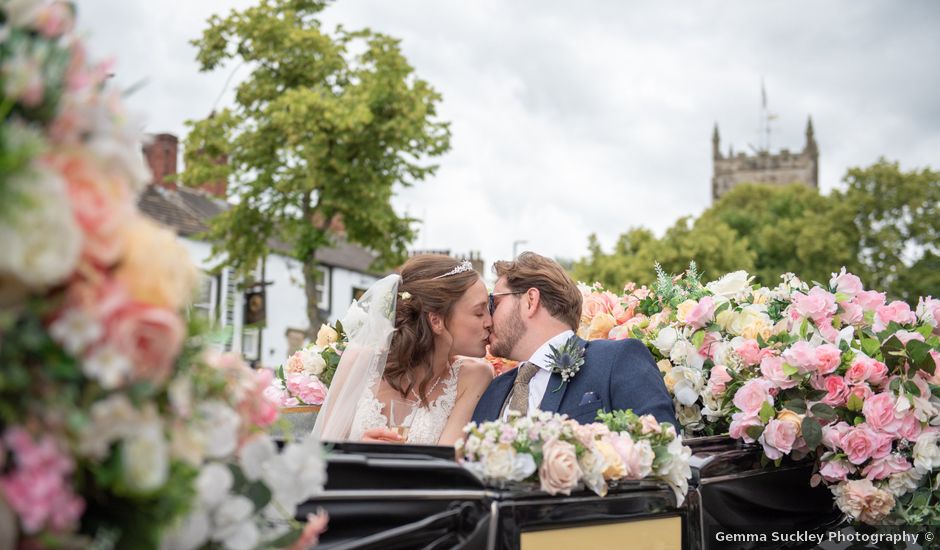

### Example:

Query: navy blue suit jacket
xmin=472 ymin=337 xmax=678 ymax=428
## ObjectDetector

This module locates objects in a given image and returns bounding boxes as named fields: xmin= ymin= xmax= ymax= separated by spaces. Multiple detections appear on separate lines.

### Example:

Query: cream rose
xmin=539 ymin=439 xmax=581 ymax=495
xmin=315 ymin=324 xmax=339 ymax=348
xmin=706 ymin=270 xmax=752 ymax=301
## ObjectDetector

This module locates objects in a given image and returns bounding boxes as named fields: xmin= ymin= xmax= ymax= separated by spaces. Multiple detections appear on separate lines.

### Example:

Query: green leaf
xmin=245 ymin=480 xmax=272 ymax=512
xmin=759 ymin=401 xmax=775 ymax=423
xmin=691 ymin=330 xmax=705 ymax=349
xmin=881 ymin=335 xmax=906 ymax=370
xmin=781 ymin=362 xmax=799 ymax=377
xmin=915 ymin=324 xmax=933 ymax=338
xmin=890 ymin=378 xmax=902 ymax=392
xmin=846 ymin=393 xmax=863 ymax=412
xmin=745 ymin=425 xmax=764 ymax=441
xmin=810 ymin=403 xmax=837 ymax=422
xmin=800 ymin=318 xmax=809 ymax=339
xmin=861 ymin=337 xmax=880 ymax=358
xmin=806 ymin=390 xmax=828 ymax=402
xmin=783 ymin=398 xmax=807 ymax=414
xmin=907 ymin=340 xmax=935 ymax=374
xmin=903 ymin=381 xmax=921 ymax=397
xmin=853 ymin=416 xmax=864 ymax=426
xmin=801 ymin=417 xmax=823 ymax=449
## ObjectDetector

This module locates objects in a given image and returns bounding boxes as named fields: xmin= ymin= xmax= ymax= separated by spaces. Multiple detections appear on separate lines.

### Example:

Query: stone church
xmin=711 ymin=118 xmax=819 ymax=201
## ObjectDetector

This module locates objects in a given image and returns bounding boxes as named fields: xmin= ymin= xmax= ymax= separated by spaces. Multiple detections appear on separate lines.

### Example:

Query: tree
xmin=182 ymin=0 xmax=451 ymax=332
xmin=699 ymin=183 xmax=862 ymax=287
xmin=837 ymin=159 xmax=940 ymax=301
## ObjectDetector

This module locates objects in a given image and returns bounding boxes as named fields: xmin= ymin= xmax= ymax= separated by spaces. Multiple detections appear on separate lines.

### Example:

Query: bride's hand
xmin=362 ymin=427 xmax=404 ymax=443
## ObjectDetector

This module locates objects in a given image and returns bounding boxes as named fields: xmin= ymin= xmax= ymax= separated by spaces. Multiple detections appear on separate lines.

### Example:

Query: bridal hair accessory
xmin=399 ymin=291 xmax=412 ymax=301
xmin=432 ymin=260 xmax=474 ymax=279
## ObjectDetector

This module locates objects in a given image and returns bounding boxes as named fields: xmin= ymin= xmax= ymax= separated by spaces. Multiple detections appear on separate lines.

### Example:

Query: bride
xmin=312 ymin=255 xmax=494 ymax=446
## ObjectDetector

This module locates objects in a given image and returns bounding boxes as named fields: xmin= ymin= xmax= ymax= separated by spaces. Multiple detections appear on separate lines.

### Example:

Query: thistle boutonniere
xmin=547 ymin=336 xmax=586 ymax=392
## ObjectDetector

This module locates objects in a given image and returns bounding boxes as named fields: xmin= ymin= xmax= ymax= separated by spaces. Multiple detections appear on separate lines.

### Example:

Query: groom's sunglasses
xmin=488 ymin=291 xmax=525 ymax=316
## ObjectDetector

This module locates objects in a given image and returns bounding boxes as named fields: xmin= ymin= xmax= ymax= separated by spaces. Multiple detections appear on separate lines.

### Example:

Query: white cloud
xmin=80 ymin=0 xmax=940 ymax=275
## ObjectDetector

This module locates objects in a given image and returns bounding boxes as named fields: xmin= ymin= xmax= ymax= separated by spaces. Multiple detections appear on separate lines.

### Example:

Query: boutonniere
xmin=546 ymin=336 xmax=586 ymax=392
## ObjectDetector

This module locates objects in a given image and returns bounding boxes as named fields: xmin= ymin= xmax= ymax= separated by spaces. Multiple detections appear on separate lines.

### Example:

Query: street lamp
xmin=512 ymin=240 xmax=528 ymax=259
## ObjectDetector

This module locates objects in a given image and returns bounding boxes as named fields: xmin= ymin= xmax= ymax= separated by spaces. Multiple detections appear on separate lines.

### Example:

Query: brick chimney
xmin=142 ymin=133 xmax=178 ymax=190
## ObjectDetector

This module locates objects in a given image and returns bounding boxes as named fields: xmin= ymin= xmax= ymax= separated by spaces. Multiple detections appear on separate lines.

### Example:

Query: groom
xmin=472 ymin=252 xmax=678 ymax=428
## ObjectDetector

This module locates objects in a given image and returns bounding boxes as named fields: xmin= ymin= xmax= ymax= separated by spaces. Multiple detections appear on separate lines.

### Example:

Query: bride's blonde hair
xmin=385 ymin=254 xmax=478 ymax=406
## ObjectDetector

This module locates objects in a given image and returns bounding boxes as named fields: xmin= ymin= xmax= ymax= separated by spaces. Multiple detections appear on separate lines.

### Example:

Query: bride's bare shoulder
xmin=452 ymin=356 xmax=495 ymax=382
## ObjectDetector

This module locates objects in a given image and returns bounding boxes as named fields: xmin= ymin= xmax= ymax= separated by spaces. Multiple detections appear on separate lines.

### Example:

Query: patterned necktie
xmin=505 ymin=362 xmax=541 ymax=416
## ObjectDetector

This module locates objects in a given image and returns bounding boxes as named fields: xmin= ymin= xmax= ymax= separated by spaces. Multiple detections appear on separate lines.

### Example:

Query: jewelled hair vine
xmin=432 ymin=260 xmax=474 ymax=279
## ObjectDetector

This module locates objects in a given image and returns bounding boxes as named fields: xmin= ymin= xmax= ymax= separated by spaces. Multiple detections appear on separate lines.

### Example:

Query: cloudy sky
xmin=80 ymin=1 xmax=940 ymax=272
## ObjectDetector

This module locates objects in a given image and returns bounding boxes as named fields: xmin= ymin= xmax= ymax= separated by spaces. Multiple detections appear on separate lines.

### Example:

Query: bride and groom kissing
xmin=312 ymin=252 xmax=677 ymax=446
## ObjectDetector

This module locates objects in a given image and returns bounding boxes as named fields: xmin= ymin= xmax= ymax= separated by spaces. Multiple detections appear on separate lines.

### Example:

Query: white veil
xmin=312 ymin=274 xmax=400 ymax=441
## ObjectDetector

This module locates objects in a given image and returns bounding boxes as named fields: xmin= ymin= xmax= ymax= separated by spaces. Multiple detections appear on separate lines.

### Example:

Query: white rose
xmin=886 ymin=469 xmax=924 ymax=497
xmin=482 ymin=445 xmax=517 ymax=480
xmin=659 ymin=437 xmax=692 ymax=506
xmin=0 ymin=165 xmax=81 ymax=291
xmin=197 ymin=463 xmax=234 ymax=509
xmin=211 ymin=496 xmax=258 ymax=550
xmin=160 ymin=507 xmax=211 ymax=550
xmin=706 ymin=270 xmax=752 ymax=301
xmin=669 ymin=339 xmax=694 ymax=366
xmin=261 ymin=437 xmax=326 ymax=515
xmin=239 ymin=435 xmax=277 ymax=482
xmin=196 ymin=401 xmax=241 ymax=459
xmin=652 ymin=327 xmax=679 ymax=355
xmin=48 ymin=307 xmax=102 ymax=357
xmin=912 ymin=432 xmax=940 ymax=473
xmin=121 ymin=419 xmax=169 ymax=493
xmin=83 ymin=345 xmax=132 ymax=389
xmin=79 ymin=394 xmax=140 ymax=459
xmin=169 ymin=423 xmax=206 ymax=467
xmin=301 ymin=349 xmax=327 ymax=376
xmin=512 ymin=453 xmax=538 ymax=481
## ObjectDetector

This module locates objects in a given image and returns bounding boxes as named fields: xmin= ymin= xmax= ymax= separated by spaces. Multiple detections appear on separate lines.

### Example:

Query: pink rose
xmin=286 ymin=510 xmax=330 ymax=550
xmin=734 ymin=339 xmax=763 ymax=367
xmin=845 ymin=357 xmax=888 ymax=386
xmin=539 ymin=439 xmax=582 ymax=495
xmin=104 ymin=301 xmax=185 ymax=386
xmin=822 ymin=422 xmax=853 ymax=450
xmin=854 ymin=290 xmax=886 ymax=312
xmin=862 ymin=392 xmax=903 ymax=433
xmin=862 ymin=455 xmax=911 ymax=481
xmin=34 ymin=2 xmax=75 ymax=38
xmin=783 ymin=341 xmax=820 ymax=373
xmin=286 ymin=374 xmax=328 ymax=406
xmin=874 ymin=300 xmax=916 ymax=332
xmin=244 ymin=368 xmax=279 ymax=428
xmin=729 ymin=412 xmax=762 ymax=443
xmin=760 ymin=418 xmax=799 ymax=460
xmin=734 ymin=379 xmax=775 ymax=415
xmin=841 ymin=425 xmax=883 ymax=465
xmin=760 ymin=356 xmax=798 ymax=390
xmin=708 ymin=365 xmax=732 ymax=395
xmin=898 ymin=413 xmax=923 ymax=442
xmin=840 ymin=301 xmax=864 ymax=325
xmin=698 ymin=331 xmax=722 ymax=359
xmin=792 ymin=287 xmax=837 ymax=322
xmin=815 ymin=317 xmax=841 ymax=343
xmin=609 ymin=434 xmax=654 ymax=479
xmin=848 ymin=383 xmax=874 ymax=402
xmin=819 ymin=458 xmax=853 ymax=482
xmin=830 ymin=268 xmax=864 ymax=299
xmin=814 ymin=344 xmax=842 ymax=375
xmin=685 ymin=297 xmax=716 ymax=329
xmin=818 ymin=375 xmax=850 ymax=407
xmin=52 ymin=153 xmax=132 ymax=267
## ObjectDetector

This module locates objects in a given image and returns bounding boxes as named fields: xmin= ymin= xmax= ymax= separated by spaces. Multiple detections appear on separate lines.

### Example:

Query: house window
xmin=352 ymin=287 xmax=368 ymax=301
xmin=314 ymin=265 xmax=331 ymax=310
xmin=242 ymin=328 xmax=260 ymax=362
xmin=285 ymin=328 xmax=307 ymax=358
xmin=191 ymin=272 xmax=218 ymax=324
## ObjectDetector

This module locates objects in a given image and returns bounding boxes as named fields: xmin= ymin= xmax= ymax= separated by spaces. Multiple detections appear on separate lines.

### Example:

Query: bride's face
xmin=443 ymin=278 xmax=492 ymax=357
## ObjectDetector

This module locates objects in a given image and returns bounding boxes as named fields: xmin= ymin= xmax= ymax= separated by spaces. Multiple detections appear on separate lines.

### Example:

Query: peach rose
xmin=539 ymin=439 xmax=581 ymax=495
xmin=114 ymin=215 xmax=198 ymax=311
xmin=580 ymin=313 xmax=616 ymax=341
xmin=594 ymin=439 xmax=627 ymax=480
xmin=707 ymin=365 xmax=732 ymax=395
xmin=105 ymin=301 xmax=185 ymax=386
xmin=834 ymin=479 xmax=895 ymax=524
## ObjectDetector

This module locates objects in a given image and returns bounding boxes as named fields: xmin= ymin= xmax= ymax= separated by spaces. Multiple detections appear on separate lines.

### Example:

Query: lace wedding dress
xmin=349 ymin=360 xmax=463 ymax=445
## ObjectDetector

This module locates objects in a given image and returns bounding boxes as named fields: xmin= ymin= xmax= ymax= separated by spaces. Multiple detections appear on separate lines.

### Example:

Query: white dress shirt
xmin=523 ymin=329 xmax=575 ymax=413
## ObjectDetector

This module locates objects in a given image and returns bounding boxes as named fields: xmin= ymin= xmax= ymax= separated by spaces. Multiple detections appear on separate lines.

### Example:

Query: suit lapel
xmin=488 ymin=369 xmax=517 ymax=418
xmin=538 ymin=336 xmax=587 ymax=414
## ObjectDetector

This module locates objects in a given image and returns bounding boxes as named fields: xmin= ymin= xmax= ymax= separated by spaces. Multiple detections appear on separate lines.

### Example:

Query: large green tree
xmin=836 ymin=159 xmax=939 ymax=302
xmin=182 ymin=0 xmax=450 ymax=332
xmin=574 ymin=161 xmax=940 ymax=302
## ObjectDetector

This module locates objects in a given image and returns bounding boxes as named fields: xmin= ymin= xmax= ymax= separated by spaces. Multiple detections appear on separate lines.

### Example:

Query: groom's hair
xmin=493 ymin=252 xmax=582 ymax=330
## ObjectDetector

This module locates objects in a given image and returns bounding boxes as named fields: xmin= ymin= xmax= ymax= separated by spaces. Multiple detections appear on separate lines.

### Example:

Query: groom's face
xmin=488 ymin=278 xmax=527 ymax=359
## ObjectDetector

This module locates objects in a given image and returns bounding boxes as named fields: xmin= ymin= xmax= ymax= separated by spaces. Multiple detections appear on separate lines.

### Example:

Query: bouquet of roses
xmin=266 ymin=322 xmax=346 ymax=407
xmin=455 ymin=410 xmax=692 ymax=505
xmin=0 ymin=3 xmax=327 ymax=547
xmin=716 ymin=270 xmax=939 ymax=524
